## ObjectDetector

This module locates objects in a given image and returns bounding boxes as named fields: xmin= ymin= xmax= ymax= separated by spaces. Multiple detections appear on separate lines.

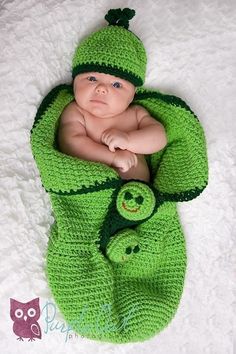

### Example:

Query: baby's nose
xmin=96 ymin=84 xmax=107 ymax=94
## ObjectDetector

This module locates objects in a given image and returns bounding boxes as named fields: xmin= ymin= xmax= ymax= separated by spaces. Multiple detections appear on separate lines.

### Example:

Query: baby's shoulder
xmin=59 ymin=100 xmax=85 ymax=126
xmin=130 ymin=104 xmax=149 ymax=114
xmin=130 ymin=104 xmax=150 ymax=120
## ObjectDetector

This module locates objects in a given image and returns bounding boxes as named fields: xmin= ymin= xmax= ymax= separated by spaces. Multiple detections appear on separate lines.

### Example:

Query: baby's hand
xmin=101 ymin=129 xmax=129 ymax=152
xmin=111 ymin=150 xmax=137 ymax=172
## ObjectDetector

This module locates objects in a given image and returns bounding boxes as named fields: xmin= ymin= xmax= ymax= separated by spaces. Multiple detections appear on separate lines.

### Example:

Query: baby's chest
xmin=85 ymin=109 xmax=138 ymax=143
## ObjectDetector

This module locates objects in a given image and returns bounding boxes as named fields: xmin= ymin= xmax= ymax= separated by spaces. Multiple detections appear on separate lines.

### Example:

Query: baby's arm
xmin=102 ymin=106 xmax=167 ymax=155
xmin=127 ymin=106 xmax=167 ymax=154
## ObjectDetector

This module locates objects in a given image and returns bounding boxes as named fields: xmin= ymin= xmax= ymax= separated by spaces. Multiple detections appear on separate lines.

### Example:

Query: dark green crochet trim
xmin=46 ymin=178 xmax=153 ymax=196
xmin=134 ymin=91 xmax=198 ymax=119
xmin=46 ymin=178 xmax=123 ymax=195
xmin=31 ymin=84 xmax=73 ymax=133
xmin=159 ymin=182 xmax=208 ymax=202
xmin=46 ymin=178 xmax=207 ymax=203
xmin=72 ymin=64 xmax=143 ymax=86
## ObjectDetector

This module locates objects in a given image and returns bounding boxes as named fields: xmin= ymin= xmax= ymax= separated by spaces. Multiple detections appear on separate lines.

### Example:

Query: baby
xmin=57 ymin=71 xmax=167 ymax=182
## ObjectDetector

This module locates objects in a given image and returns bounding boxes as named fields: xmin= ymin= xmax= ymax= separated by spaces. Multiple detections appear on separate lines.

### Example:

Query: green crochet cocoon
xmin=30 ymin=84 xmax=208 ymax=343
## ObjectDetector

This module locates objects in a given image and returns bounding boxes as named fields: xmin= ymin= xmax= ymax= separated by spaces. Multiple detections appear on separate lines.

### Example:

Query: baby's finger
xmin=129 ymin=155 xmax=135 ymax=168
xmin=119 ymin=165 xmax=126 ymax=172
xmin=107 ymin=135 xmax=115 ymax=146
xmin=102 ymin=131 xmax=112 ymax=143
xmin=104 ymin=135 xmax=112 ymax=147
xmin=101 ymin=132 xmax=107 ymax=144
xmin=108 ymin=143 xmax=115 ymax=152
xmin=130 ymin=158 xmax=134 ymax=170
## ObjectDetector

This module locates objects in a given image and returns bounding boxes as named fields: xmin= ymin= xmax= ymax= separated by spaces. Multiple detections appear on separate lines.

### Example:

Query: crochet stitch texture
xmin=30 ymin=84 xmax=208 ymax=343
xmin=72 ymin=9 xmax=146 ymax=86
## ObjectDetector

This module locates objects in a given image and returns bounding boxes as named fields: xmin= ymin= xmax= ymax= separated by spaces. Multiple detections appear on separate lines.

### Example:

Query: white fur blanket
xmin=0 ymin=0 xmax=235 ymax=353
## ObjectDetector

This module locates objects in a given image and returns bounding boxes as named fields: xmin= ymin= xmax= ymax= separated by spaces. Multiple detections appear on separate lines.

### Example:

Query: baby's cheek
xmin=124 ymin=92 xmax=135 ymax=106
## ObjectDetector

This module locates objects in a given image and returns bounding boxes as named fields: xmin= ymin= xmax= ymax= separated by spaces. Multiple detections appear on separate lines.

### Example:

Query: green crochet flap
xmin=134 ymin=87 xmax=208 ymax=200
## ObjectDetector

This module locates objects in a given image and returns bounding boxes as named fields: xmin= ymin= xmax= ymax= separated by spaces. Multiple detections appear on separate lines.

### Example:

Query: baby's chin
xmin=85 ymin=105 xmax=124 ymax=119
xmin=89 ymin=109 xmax=117 ymax=119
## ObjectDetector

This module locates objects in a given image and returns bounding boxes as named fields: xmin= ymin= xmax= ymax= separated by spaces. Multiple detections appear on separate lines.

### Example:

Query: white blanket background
xmin=0 ymin=0 xmax=235 ymax=353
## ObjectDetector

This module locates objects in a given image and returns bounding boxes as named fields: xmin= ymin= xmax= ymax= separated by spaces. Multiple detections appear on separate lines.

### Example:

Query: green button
xmin=106 ymin=228 xmax=139 ymax=263
xmin=116 ymin=182 xmax=156 ymax=221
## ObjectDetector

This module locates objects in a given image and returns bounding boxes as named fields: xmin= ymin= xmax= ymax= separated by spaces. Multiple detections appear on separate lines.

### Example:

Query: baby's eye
xmin=112 ymin=82 xmax=122 ymax=88
xmin=87 ymin=76 xmax=97 ymax=82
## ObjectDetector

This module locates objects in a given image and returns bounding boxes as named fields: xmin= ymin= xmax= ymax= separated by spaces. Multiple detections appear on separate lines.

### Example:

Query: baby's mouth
xmin=90 ymin=99 xmax=107 ymax=105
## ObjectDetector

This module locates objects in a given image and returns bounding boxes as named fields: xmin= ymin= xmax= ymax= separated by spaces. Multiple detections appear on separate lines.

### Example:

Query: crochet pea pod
xmin=30 ymin=84 xmax=208 ymax=342
xmin=30 ymin=8 xmax=208 ymax=343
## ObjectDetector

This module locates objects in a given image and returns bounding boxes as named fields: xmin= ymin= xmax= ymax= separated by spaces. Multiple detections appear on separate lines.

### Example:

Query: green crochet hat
xmin=72 ymin=8 xmax=147 ymax=86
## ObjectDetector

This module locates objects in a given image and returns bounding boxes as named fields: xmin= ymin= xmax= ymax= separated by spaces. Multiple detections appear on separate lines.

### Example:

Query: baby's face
xmin=73 ymin=72 xmax=136 ymax=118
